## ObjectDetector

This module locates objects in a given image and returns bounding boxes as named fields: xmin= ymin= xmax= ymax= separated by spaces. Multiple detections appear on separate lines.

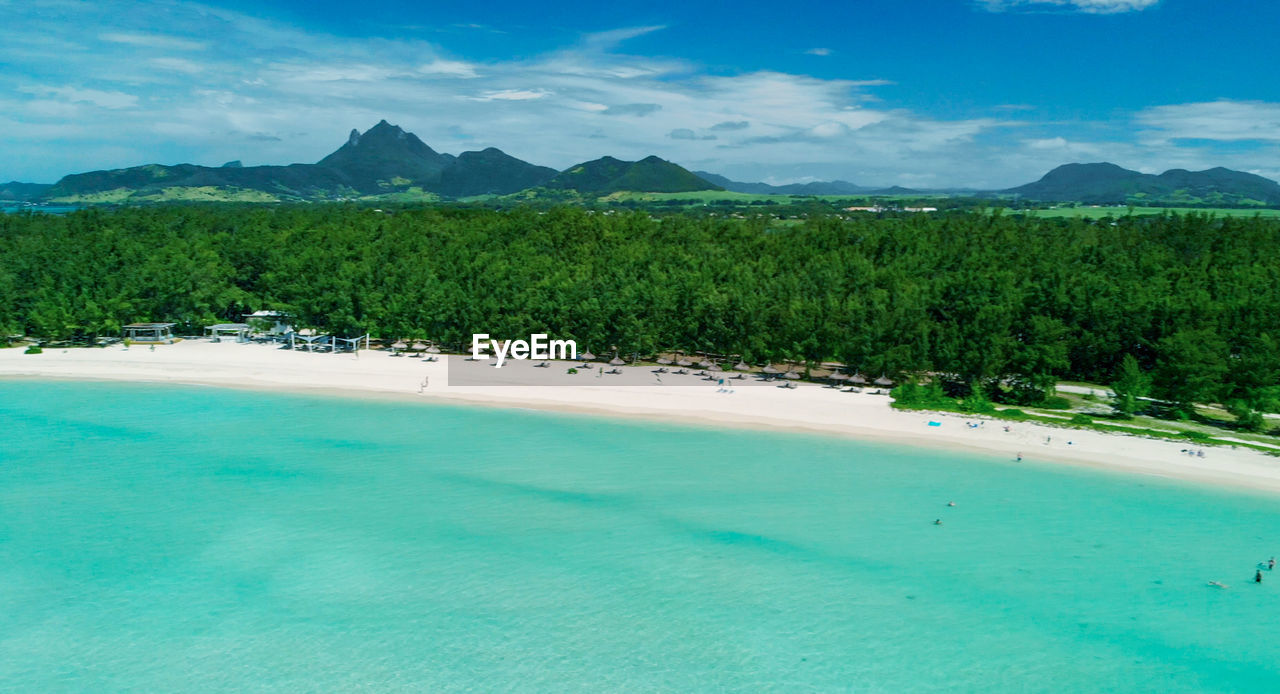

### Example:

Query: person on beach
xmin=1016 ymin=452 xmax=1023 ymax=462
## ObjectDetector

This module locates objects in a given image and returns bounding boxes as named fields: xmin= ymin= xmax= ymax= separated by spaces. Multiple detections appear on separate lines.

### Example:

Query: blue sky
xmin=3 ymin=0 xmax=1278 ymax=187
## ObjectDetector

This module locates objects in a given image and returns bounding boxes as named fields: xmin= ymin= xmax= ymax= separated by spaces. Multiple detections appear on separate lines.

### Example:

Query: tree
xmin=1111 ymin=354 xmax=1151 ymax=419
xmin=1153 ymin=329 xmax=1228 ymax=417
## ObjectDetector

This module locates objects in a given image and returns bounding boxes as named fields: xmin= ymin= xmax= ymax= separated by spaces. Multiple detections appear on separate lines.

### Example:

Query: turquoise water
xmin=1 ymin=205 xmax=79 ymax=215
xmin=2 ymin=381 xmax=1279 ymax=692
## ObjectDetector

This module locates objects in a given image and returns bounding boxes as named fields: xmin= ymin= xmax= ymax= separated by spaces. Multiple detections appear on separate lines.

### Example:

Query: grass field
xmin=599 ymin=190 xmax=949 ymax=205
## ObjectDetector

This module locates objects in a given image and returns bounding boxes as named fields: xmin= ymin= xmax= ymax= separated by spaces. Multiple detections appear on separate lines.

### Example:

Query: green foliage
xmin=1039 ymin=396 xmax=1072 ymax=410
xmin=998 ymin=408 xmax=1028 ymax=419
xmin=1181 ymin=430 xmax=1212 ymax=442
xmin=1155 ymin=329 xmax=1229 ymax=417
xmin=23 ymin=345 xmax=42 ymax=354
xmin=1070 ymin=413 xmax=1093 ymax=425
xmin=2 ymin=205 xmax=1279 ymax=418
xmin=1111 ymin=354 xmax=1151 ymax=419
xmin=890 ymin=379 xmax=953 ymax=409
xmin=958 ymin=384 xmax=996 ymax=414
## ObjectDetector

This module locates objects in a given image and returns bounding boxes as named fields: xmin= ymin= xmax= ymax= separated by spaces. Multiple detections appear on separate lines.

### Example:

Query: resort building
xmin=123 ymin=323 xmax=176 ymax=344
xmin=204 ymin=323 xmax=252 ymax=343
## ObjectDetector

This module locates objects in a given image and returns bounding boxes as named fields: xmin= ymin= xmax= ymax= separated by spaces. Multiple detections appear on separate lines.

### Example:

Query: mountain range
xmin=1004 ymin=162 xmax=1280 ymax=205
xmin=4 ymin=121 xmax=1279 ymax=207
xmin=24 ymin=121 xmax=721 ymax=204
xmin=693 ymin=172 xmax=925 ymax=196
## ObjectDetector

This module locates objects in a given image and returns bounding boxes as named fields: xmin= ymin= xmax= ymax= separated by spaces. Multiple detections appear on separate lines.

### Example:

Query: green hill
xmin=548 ymin=155 xmax=720 ymax=194
xmin=435 ymin=147 xmax=557 ymax=197
xmin=0 ymin=181 xmax=51 ymax=202
xmin=1006 ymin=163 xmax=1280 ymax=205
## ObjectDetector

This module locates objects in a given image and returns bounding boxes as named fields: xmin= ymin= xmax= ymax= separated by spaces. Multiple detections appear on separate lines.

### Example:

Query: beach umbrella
xmin=733 ymin=361 xmax=751 ymax=372
xmin=783 ymin=371 xmax=801 ymax=380
xmin=609 ymin=357 xmax=625 ymax=366
xmin=392 ymin=341 xmax=407 ymax=350
xmin=656 ymin=357 xmax=673 ymax=365
xmin=874 ymin=376 xmax=894 ymax=387
xmin=412 ymin=342 xmax=427 ymax=351
xmin=706 ymin=363 xmax=723 ymax=372
xmin=581 ymin=351 xmax=596 ymax=361
xmin=761 ymin=365 xmax=779 ymax=375
xmin=698 ymin=360 xmax=713 ymax=369
xmin=677 ymin=358 xmax=693 ymax=367
xmin=426 ymin=345 xmax=441 ymax=354
xmin=850 ymin=373 xmax=868 ymax=385
xmin=828 ymin=371 xmax=849 ymax=382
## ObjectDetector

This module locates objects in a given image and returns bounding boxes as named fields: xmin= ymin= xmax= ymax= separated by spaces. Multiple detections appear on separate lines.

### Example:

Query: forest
xmin=2 ymin=205 xmax=1278 ymax=426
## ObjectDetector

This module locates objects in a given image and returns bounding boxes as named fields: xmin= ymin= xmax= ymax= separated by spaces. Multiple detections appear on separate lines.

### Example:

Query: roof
xmin=124 ymin=323 xmax=175 ymax=329
xmin=207 ymin=323 xmax=250 ymax=330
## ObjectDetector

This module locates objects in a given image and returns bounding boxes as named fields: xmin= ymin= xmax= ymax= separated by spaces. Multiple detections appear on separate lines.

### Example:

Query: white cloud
xmin=19 ymin=85 xmax=138 ymax=109
xmin=979 ymin=0 xmax=1159 ymax=13
xmin=472 ymin=89 xmax=552 ymax=101
xmin=805 ymin=48 xmax=832 ymax=56
xmin=1137 ymin=100 xmax=1280 ymax=143
xmin=99 ymin=31 xmax=207 ymax=50
xmin=418 ymin=59 xmax=479 ymax=78
xmin=149 ymin=57 xmax=202 ymax=74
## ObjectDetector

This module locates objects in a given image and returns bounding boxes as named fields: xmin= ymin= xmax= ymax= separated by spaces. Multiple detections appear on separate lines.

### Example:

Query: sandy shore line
xmin=5 ymin=341 xmax=1280 ymax=494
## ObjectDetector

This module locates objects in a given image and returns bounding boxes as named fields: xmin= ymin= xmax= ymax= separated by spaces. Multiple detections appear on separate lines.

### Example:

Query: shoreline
xmin=5 ymin=341 xmax=1280 ymax=495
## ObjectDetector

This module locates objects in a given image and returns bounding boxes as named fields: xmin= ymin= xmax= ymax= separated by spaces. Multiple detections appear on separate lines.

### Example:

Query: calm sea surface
xmin=2 ymin=381 xmax=1279 ymax=692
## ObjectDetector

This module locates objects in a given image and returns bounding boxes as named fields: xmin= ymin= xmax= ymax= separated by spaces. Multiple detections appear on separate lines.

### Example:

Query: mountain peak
xmin=316 ymin=120 xmax=453 ymax=190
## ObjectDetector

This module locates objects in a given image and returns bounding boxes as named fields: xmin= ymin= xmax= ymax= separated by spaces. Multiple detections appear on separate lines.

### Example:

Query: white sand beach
xmin=5 ymin=340 xmax=1280 ymax=493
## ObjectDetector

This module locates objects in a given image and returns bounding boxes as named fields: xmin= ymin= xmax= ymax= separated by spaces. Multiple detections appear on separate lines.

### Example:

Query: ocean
xmin=2 ymin=380 xmax=1278 ymax=691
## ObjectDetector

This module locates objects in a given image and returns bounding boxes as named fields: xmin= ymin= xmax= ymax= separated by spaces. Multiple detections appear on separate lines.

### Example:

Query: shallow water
xmin=1 ymin=381 xmax=1278 ymax=691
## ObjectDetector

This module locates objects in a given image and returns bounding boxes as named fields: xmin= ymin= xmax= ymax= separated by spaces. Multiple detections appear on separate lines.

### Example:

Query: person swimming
xmin=1257 ymin=569 xmax=1264 ymax=584
xmin=947 ymin=501 xmax=956 ymax=507
xmin=1208 ymin=580 xmax=1228 ymax=589
xmin=933 ymin=519 xmax=943 ymax=525
xmin=1270 ymin=557 xmax=1275 ymax=571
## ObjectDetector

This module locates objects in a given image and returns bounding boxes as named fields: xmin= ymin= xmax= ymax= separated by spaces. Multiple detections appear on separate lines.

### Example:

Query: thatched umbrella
xmin=850 ymin=373 xmax=868 ymax=385
xmin=761 ymin=365 xmax=779 ymax=375
xmin=426 ymin=345 xmax=441 ymax=354
xmin=733 ymin=360 xmax=751 ymax=372
xmin=677 ymin=358 xmax=693 ymax=367
xmin=656 ymin=357 xmax=673 ymax=365
xmin=874 ymin=375 xmax=894 ymax=387
xmin=698 ymin=360 xmax=713 ymax=369
xmin=828 ymin=371 xmax=849 ymax=382
xmin=609 ymin=356 xmax=625 ymax=366
xmin=783 ymin=371 xmax=801 ymax=380
xmin=392 ymin=340 xmax=407 ymax=351
xmin=581 ymin=351 xmax=597 ymax=361
xmin=706 ymin=362 xmax=723 ymax=372
xmin=412 ymin=341 xmax=427 ymax=351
